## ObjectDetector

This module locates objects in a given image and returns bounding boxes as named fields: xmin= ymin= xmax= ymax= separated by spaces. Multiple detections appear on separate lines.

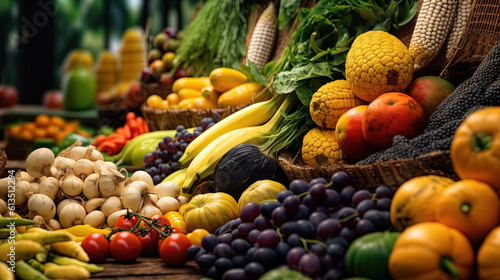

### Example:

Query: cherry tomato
xmin=186 ymin=229 xmax=210 ymax=247
xmin=159 ymin=233 xmax=191 ymax=266
xmin=109 ymin=232 xmax=142 ymax=263
xmin=147 ymin=214 xmax=171 ymax=229
xmin=136 ymin=229 xmax=159 ymax=256
xmin=81 ymin=233 xmax=109 ymax=263
xmin=115 ymin=215 xmax=141 ymax=229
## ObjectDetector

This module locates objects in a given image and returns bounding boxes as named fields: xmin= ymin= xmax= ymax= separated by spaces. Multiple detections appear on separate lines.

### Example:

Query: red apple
xmin=336 ymin=105 xmax=379 ymax=160
xmin=123 ymin=81 xmax=145 ymax=109
xmin=406 ymin=76 xmax=455 ymax=120
xmin=43 ymin=89 xmax=63 ymax=109
xmin=0 ymin=84 xmax=18 ymax=107
xmin=362 ymin=92 xmax=426 ymax=149
xmin=160 ymin=73 xmax=175 ymax=85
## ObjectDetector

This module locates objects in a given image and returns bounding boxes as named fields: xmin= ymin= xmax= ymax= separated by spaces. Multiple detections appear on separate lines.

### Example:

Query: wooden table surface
xmin=92 ymin=258 xmax=204 ymax=280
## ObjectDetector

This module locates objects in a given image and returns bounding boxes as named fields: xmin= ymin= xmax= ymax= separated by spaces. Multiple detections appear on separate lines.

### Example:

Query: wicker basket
xmin=141 ymin=82 xmax=172 ymax=99
xmin=278 ymin=151 xmax=458 ymax=192
xmin=141 ymin=103 xmax=250 ymax=131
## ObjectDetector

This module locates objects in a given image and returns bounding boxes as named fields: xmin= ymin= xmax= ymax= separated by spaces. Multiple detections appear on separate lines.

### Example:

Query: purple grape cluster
xmin=187 ymin=171 xmax=394 ymax=280
xmin=143 ymin=117 xmax=216 ymax=184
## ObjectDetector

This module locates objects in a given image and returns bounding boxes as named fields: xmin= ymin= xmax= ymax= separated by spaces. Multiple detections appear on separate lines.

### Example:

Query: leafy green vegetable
xmin=262 ymin=0 xmax=418 ymax=157
xmin=172 ymin=0 xmax=251 ymax=77
xmin=278 ymin=0 xmax=302 ymax=30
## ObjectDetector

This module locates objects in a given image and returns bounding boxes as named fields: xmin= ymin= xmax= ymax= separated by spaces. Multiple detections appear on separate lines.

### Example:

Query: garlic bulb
xmin=84 ymin=198 xmax=106 ymax=213
xmin=60 ymin=168 xmax=83 ymax=196
xmin=59 ymin=203 xmax=86 ymax=228
xmin=15 ymin=181 xmax=32 ymax=205
xmin=0 ymin=178 xmax=9 ymax=200
xmin=139 ymin=196 xmax=161 ymax=218
xmin=177 ymin=195 xmax=190 ymax=207
xmin=68 ymin=146 xmax=103 ymax=161
xmin=30 ymin=182 xmax=40 ymax=194
xmin=149 ymin=194 xmax=159 ymax=203
xmin=156 ymin=196 xmax=180 ymax=214
xmin=53 ymin=157 xmax=76 ymax=172
xmin=104 ymin=162 xmax=118 ymax=171
xmin=98 ymin=164 xmax=126 ymax=197
xmin=73 ymin=159 xmax=94 ymax=179
xmin=39 ymin=177 xmax=59 ymax=200
xmin=16 ymin=171 xmax=36 ymax=183
xmin=155 ymin=181 xmax=180 ymax=198
xmin=93 ymin=160 xmax=104 ymax=175
xmin=84 ymin=210 xmax=106 ymax=228
xmin=83 ymin=174 xmax=101 ymax=199
xmin=26 ymin=148 xmax=55 ymax=178
xmin=57 ymin=199 xmax=80 ymax=217
xmin=37 ymin=176 xmax=46 ymax=183
xmin=130 ymin=171 xmax=154 ymax=191
xmin=47 ymin=219 xmax=61 ymax=230
xmin=27 ymin=194 xmax=56 ymax=221
xmin=121 ymin=181 xmax=149 ymax=212
xmin=107 ymin=209 xmax=130 ymax=228
xmin=101 ymin=196 xmax=122 ymax=217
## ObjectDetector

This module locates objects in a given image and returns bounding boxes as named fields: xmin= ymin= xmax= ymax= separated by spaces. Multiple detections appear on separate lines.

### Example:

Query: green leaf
xmin=397 ymin=0 xmax=418 ymax=27
xmin=274 ymin=70 xmax=307 ymax=94
xmin=278 ymin=0 xmax=302 ymax=30
xmin=237 ymin=64 xmax=256 ymax=83
xmin=296 ymin=62 xmax=333 ymax=81
xmin=263 ymin=61 xmax=276 ymax=79
xmin=295 ymin=83 xmax=315 ymax=106
xmin=248 ymin=60 xmax=270 ymax=86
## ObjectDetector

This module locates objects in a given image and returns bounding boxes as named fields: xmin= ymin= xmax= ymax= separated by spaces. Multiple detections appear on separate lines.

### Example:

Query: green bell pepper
xmin=59 ymin=132 xmax=93 ymax=151
xmin=346 ymin=231 xmax=400 ymax=280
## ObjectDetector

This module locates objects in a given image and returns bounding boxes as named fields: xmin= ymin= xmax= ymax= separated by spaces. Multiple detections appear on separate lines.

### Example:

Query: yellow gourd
xmin=209 ymin=68 xmax=248 ymax=93
xmin=182 ymin=192 xmax=238 ymax=233
xmin=237 ymin=180 xmax=287 ymax=214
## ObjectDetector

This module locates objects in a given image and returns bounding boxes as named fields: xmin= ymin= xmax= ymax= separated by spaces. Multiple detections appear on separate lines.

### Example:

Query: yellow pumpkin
xmin=182 ymin=192 xmax=238 ymax=233
xmin=237 ymin=180 xmax=287 ymax=214
xmin=390 ymin=175 xmax=454 ymax=231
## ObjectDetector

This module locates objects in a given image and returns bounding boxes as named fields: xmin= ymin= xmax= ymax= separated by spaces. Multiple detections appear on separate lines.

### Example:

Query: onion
xmin=177 ymin=195 xmax=190 ymax=207
xmin=59 ymin=203 xmax=86 ymax=228
xmin=0 ymin=200 xmax=9 ymax=216
xmin=155 ymin=181 xmax=180 ymax=198
xmin=83 ymin=174 xmax=101 ymax=199
xmin=101 ymin=196 xmax=122 ymax=217
xmin=47 ymin=219 xmax=61 ymax=230
xmin=0 ymin=178 xmax=9 ymax=200
xmin=26 ymin=148 xmax=55 ymax=178
xmin=27 ymin=194 xmax=56 ymax=221
xmin=130 ymin=171 xmax=154 ymax=191
xmin=16 ymin=171 xmax=36 ymax=183
xmin=107 ymin=209 xmax=130 ymax=228
xmin=39 ymin=177 xmax=59 ymax=200
xmin=84 ymin=210 xmax=106 ymax=228
xmin=156 ymin=196 xmax=180 ymax=214
xmin=53 ymin=157 xmax=76 ymax=172
xmin=98 ymin=164 xmax=126 ymax=197
xmin=15 ymin=181 xmax=32 ymax=205
xmin=68 ymin=146 xmax=103 ymax=161
xmin=73 ymin=159 xmax=94 ymax=179
xmin=139 ymin=196 xmax=161 ymax=218
xmin=30 ymin=182 xmax=40 ymax=194
xmin=60 ymin=168 xmax=83 ymax=196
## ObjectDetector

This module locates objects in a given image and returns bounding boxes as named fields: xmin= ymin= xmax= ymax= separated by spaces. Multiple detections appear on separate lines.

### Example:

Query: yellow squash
xmin=172 ymin=77 xmax=211 ymax=93
xmin=178 ymin=88 xmax=203 ymax=100
xmin=217 ymin=82 xmax=263 ymax=108
xmin=238 ymin=180 xmax=287 ymax=214
xmin=182 ymin=192 xmax=238 ymax=233
xmin=209 ymin=68 xmax=248 ymax=93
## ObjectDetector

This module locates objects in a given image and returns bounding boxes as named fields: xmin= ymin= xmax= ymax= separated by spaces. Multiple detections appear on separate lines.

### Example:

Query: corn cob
xmin=95 ymin=51 xmax=118 ymax=93
xmin=445 ymin=0 xmax=472 ymax=60
xmin=120 ymin=28 xmax=145 ymax=82
xmin=409 ymin=0 xmax=459 ymax=71
xmin=245 ymin=3 xmax=277 ymax=70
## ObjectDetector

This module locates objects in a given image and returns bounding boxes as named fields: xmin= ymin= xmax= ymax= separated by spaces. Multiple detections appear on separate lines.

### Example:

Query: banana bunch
xmin=0 ymin=227 xmax=104 ymax=280
xmin=180 ymin=95 xmax=293 ymax=193
xmin=113 ymin=127 xmax=196 ymax=167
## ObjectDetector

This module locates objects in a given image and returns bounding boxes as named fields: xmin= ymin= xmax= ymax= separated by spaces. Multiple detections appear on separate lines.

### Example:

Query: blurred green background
xmin=0 ymin=0 xmax=200 ymax=103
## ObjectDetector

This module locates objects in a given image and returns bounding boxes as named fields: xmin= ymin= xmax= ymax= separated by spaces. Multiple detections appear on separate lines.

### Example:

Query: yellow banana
xmin=0 ymin=262 xmax=14 ymax=280
xmin=15 ymin=260 xmax=48 ymax=280
xmin=44 ymin=262 xmax=91 ymax=279
xmin=0 ymin=240 xmax=45 ymax=262
xmin=178 ymin=95 xmax=285 ymax=167
xmin=162 ymin=168 xmax=187 ymax=187
xmin=183 ymin=127 xmax=259 ymax=192
xmin=195 ymin=95 xmax=294 ymax=182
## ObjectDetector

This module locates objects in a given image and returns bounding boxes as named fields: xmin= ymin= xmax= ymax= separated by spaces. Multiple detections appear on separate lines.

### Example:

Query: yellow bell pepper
xmin=164 ymin=211 xmax=187 ymax=233
xmin=186 ymin=229 xmax=209 ymax=246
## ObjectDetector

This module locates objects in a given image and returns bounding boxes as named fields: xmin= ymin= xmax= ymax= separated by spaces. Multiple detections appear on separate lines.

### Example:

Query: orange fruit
xmin=35 ymin=114 xmax=50 ymax=127
xmin=147 ymin=95 xmax=163 ymax=109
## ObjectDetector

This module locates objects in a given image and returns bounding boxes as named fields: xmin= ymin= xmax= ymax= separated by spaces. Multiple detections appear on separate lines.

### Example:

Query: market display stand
xmin=92 ymin=259 xmax=202 ymax=279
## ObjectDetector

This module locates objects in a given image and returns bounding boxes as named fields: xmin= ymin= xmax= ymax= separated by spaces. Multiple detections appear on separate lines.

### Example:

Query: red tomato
xmin=109 ymin=232 xmax=142 ymax=263
xmin=115 ymin=215 xmax=140 ymax=229
xmin=81 ymin=233 xmax=109 ymax=263
xmin=147 ymin=214 xmax=171 ymax=229
xmin=159 ymin=233 xmax=191 ymax=266
xmin=136 ymin=229 xmax=159 ymax=256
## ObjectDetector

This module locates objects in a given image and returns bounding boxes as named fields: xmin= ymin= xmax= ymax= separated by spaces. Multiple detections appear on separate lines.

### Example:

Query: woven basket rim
xmin=141 ymin=102 xmax=250 ymax=115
